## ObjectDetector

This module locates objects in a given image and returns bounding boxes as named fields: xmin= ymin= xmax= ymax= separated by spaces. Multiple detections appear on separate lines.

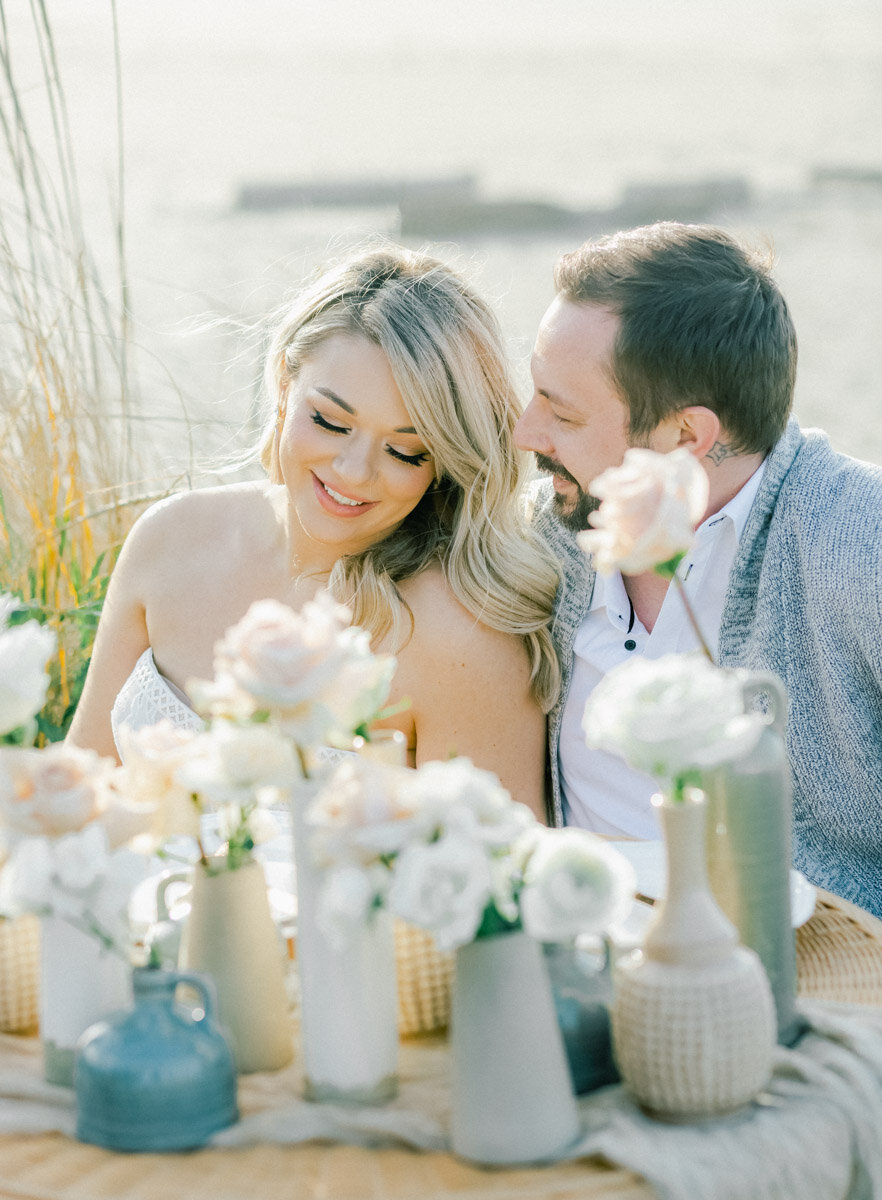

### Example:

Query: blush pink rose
xmin=577 ymin=447 xmax=709 ymax=576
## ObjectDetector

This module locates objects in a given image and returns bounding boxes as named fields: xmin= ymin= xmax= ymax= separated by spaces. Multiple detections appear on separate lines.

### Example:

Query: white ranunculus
xmin=577 ymin=447 xmax=709 ymax=576
xmin=0 ymin=613 xmax=56 ymax=735
xmin=316 ymin=864 xmax=378 ymax=949
xmin=583 ymin=653 xmax=765 ymax=784
xmin=387 ymin=833 xmax=492 ymax=951
xmin=0 ymin=835 xmax=54 ymax=915
xmin=519 ymin=827 xmax=636 ymax=942
xmin=394 ymin=757 xmax=535 ymax=848
xmin=0 ymin=743 xmax=113 ymax=838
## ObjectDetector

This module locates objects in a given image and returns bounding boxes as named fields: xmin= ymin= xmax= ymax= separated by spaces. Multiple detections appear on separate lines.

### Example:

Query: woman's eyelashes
xmin=310 ymin=410 xmax=429 ymax=468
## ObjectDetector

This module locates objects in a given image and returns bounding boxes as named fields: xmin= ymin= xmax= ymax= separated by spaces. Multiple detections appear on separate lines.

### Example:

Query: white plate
xmin=608 ymin=839 xmax=817 ymax=928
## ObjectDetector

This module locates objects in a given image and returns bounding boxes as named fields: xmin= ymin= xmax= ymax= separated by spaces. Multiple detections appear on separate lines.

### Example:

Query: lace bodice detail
xmin=111 ymin=649 xmax=204 ymax=759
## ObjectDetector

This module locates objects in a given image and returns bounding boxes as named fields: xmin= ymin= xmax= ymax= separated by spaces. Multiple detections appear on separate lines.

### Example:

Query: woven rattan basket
xmin=393 ymin=919 xmax=453 ymax=1037
xmin=0 ymin=914 xmax=40 ymax=1033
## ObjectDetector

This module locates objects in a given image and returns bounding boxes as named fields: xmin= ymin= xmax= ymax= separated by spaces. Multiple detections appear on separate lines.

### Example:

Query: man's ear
xmin=675 ymin=406 xmax=721 ymax=460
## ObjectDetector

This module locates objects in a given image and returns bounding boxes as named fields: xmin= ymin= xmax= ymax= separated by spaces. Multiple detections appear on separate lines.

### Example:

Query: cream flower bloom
xmin=519 ymin=827 xmax=636 ymax=942
xmin=584 ymin=653 xmax=765 ymax=783
xmin=0 ymin=610 xmax=56 ymax=735
xmin=387 ymin=833 xmax=492 ymax=951
xmin=578 ymin=447 xmax=709 ymax=576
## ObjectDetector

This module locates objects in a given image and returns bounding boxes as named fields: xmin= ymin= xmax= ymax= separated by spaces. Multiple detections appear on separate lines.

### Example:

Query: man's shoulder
xmin=782 ymin=431 xmax=882 ymax=522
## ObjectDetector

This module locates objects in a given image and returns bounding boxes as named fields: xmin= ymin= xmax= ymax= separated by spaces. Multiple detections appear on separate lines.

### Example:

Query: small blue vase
xmin=75 ymin=965 xmax=239 ymax=1151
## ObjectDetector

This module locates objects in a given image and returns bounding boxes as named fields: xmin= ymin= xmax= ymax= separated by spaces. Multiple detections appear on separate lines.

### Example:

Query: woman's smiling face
xmin=278 ymin=332 xmax=436 ymax=559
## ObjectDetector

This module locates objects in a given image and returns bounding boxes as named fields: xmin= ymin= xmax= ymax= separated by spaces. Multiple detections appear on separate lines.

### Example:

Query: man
xmin=516 ymin=221 xmax=882 ymax=916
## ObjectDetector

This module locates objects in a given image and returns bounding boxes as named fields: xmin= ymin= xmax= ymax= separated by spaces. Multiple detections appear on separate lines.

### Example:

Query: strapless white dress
xmin=111 ymin=648 xmax=203 ymax=759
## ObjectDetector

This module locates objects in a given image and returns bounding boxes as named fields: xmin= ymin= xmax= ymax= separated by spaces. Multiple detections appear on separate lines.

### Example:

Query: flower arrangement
xmin=115 ymin=592 xmax=400 ymax=878
xmin=0 ymin=593 xmax=155 ymax=955
xmin=306 ymin=754 xmax=636 ymax=951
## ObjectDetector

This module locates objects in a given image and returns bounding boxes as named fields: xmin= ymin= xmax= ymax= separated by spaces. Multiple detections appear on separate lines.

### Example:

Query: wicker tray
xmin=0 ymin=914 xmax=39 ymax=1034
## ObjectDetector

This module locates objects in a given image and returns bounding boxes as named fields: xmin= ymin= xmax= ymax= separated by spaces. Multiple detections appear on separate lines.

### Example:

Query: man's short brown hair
xmin=554 ymin=222 xmax=798 ymax=455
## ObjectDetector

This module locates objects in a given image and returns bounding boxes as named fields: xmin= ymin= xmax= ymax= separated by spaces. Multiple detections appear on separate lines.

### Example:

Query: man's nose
xmin=514 ymin=396 xmax=553 ymax=455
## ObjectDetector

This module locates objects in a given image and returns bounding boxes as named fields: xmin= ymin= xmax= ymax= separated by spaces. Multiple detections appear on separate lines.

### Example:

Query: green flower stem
xmin=671 ymin=575 xmax=716 ymax=664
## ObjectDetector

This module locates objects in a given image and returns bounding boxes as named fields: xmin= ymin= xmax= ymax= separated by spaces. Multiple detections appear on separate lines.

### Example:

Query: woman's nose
xmin=333 ymin=435 xmax=377 ymax=483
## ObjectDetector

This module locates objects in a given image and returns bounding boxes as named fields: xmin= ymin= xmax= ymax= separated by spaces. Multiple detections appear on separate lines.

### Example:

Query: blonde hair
xmin=259 ymin=246 xmax=560 ymax=711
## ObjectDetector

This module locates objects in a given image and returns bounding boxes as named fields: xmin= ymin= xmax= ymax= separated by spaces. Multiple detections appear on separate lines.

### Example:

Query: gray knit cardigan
xmin=534 ymin=419 xmax=882 ymax=917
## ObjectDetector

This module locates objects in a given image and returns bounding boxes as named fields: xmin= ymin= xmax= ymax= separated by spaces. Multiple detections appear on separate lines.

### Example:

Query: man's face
xmin=515 ymin=297 xmax=658 ymax=531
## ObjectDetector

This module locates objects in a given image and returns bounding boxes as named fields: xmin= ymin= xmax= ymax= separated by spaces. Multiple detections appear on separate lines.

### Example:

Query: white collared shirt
xmin=559 ymin=462 xmax=766 ymax=838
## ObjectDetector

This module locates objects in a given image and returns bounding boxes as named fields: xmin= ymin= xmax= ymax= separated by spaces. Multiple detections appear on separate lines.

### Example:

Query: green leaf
xmin=653 ymin=551 xmax=686 ymax=580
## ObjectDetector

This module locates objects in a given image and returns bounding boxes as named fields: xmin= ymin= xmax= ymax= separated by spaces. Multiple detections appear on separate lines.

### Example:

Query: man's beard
xmin=535 ymin=454 xmax=599 ymax=532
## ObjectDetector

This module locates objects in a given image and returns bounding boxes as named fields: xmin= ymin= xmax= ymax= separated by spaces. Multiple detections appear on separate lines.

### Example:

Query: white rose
xmin=387 ymin=833 xmax=492 ymax=951
xmin=0 ymin=743 xmax=114 ymax=837
xmin=577 ymin=447 xmax=709 ymax=576
xmin=214 ymin=594 xmax=355 ymax=719
xmin=0 ymin=616 xmax=56 ymax=735
xmin=519 ymin=828 xmax=636 ymax=942
xmin=583 ymin=653 xmax=765 ymax=783
xmin=318 ymin=648 xmax=397 ymax=743
xmin=307 ymin=759 xmax=418 ymax=865
xmin=118 ymin=720 xmax=204 ymax=839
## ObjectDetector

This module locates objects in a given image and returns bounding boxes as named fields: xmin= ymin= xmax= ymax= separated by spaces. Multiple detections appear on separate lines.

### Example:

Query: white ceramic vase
xmin=450 ymin=929 xmax=582 ymax=1164
xmin=40 ymin=915 xmax=131 ymax=1086
xmin=291 ymin=772 xmax=399 ymax=1103
xmin=179 ymin=856 xmax=293 ymax=1073
xmin=611 ymin=789 xmax=776 ymax=1122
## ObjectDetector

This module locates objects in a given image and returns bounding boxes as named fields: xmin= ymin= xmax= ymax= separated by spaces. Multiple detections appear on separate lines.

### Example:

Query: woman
xmin=67 ymin=246 xmax=560 ymax=817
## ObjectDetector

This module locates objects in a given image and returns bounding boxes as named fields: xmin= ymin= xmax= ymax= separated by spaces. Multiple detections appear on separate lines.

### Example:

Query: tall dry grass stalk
xmin=0 ymin=1 xmax=165 ymax=740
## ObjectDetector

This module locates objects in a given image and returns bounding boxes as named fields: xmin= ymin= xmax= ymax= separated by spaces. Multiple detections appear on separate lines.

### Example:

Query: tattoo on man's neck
xmin=706 ymin=441 xmax=736 ymax=465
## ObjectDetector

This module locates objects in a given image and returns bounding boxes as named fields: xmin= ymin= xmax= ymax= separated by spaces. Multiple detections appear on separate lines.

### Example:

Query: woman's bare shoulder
xmin=123 ymin=482 xmax=281 ymax=577
xmin=396 ymin=565 xmax=530 ymax=676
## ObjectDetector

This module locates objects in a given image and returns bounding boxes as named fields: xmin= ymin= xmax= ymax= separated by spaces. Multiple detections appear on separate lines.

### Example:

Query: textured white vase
xmin=40 ymin=916 xmax=131 ymax=1086
xmin=291 ymin=772 xmax=399 ymax=1103
xmin=179 ymin=856 xmax=293 ymax=1073
xmin=612 ymin=790 xmax=776 ymax=1122
xmin=450 ymin=929 xmax=582 ymax=1164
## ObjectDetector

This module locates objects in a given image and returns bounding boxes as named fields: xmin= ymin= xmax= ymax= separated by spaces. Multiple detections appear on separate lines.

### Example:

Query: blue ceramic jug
xmin=75 ymin=965 xmax=239 ymax=1151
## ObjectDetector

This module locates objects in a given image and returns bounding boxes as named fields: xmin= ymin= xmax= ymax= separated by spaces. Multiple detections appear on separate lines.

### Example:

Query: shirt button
xmin=624 ymin=639 xmax=637 ymax=652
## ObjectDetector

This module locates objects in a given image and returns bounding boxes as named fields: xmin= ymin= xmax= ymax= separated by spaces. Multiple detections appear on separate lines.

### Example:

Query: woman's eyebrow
xmin=315 ymin=387 xmax=418 ymax=436
xmin=316 ymin=386 xmax=355 ymax=415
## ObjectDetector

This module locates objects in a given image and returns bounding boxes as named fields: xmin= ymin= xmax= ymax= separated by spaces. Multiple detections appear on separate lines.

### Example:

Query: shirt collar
xmin=698 ymin=458 xmax=767 ymax=542
xmin=587 ymin=457 xmax=767 ymax=614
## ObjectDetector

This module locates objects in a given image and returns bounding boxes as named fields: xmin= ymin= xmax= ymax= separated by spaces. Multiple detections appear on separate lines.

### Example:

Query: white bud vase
xmin=611 ymin=789 xmax=776 ymax=1122
xmin=40 ymin=916 xmax=131 ymax=1086
xmin=450 ymin=929 xmax=582 ymax=1164
xmin=179 ymin=856 xmax=293 ymax=1073
xmin=291 ymin=772 xmax=399 ymax=1103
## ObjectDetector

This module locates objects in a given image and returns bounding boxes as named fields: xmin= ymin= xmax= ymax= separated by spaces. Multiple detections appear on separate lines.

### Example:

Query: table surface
xmin=1 ymin=888 xmax=881 ymax=1200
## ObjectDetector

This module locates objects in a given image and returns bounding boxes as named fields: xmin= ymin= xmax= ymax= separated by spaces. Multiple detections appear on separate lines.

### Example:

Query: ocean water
xmin=4 ymin=0 xmax=882 ymax=470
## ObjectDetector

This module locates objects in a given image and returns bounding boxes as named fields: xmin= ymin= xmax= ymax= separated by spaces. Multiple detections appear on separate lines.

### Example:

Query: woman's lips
xmin=312 ymin=473 xmax=378 ymax=517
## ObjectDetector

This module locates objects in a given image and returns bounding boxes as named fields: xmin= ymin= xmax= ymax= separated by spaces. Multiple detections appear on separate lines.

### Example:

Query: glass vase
xmin=291 ymin=773 xmax=398 ymax=1103
xmin=40 ymin=915 xmax=131 ymax=1087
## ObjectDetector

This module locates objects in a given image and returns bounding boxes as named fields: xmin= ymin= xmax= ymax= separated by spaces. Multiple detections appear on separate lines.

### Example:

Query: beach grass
xmin=0 ymin=1 xmax=166 ymax=742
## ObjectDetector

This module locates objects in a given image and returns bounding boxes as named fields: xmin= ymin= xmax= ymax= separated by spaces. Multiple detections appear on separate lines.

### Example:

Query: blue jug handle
xmin=169 ymin=970 xmax=219 ymax=1026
